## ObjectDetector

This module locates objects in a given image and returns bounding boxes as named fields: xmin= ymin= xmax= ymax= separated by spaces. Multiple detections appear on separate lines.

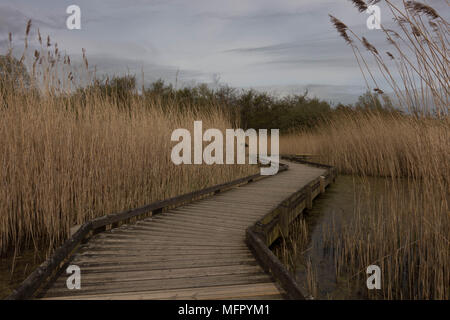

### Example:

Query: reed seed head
xmin=25 ymin=19 xmax=31 ymax=37
xmin=329 ymin=15 xmax=353 ymax=44
xmin=350 ymin=0 xmax=368 ymax=13
xmin=405 ymin=1 xmax=440 ymax=19
xmin=362 ymin=37 xmax=379 ymax=55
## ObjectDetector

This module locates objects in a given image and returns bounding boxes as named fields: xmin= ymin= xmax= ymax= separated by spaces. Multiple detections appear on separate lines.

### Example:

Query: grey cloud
xmin=77 ymin=53 xmax=207 ymax=86
xmin=0 ymin=6 xmax=28 ymax=36
xmin=0 ymin=4 xmax=67 ymax=50
xmin=1 ymin=0 xmax=445 ymax=104
xmin=0 ymin=5 xmax=63 ymax=33
xmin=261 ymin=57 xmax=361 ymax=69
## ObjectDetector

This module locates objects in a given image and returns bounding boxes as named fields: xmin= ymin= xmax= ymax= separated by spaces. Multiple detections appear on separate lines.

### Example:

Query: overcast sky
xmin=0 ymin=0 xmax=447 ymax=104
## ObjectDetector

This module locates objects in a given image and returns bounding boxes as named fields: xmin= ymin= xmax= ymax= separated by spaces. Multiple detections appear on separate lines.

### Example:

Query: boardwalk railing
xmin=246 ymin=155 xmax=336 ymax=299
xmin=7 ymin=163 xmax=288 ymax=300
xmin=253 ymin=155 xmax=336 ymax=247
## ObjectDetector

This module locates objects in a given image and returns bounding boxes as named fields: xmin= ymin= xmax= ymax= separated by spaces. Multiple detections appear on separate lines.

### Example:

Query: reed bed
xmin=0 ymin=28 xmax=256 ymax=258
xmin=281 ymin=113 xmax=449 ymax=299
xmin=279 ymin=0 xmax=449 ymax=299
xmin=281 ymin=112 xmax=449 ymax=180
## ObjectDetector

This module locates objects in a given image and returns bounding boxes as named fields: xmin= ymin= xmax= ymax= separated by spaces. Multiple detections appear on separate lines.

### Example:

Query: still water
xmin=0 ymin=248 xmax=45 ymax=299
xmin=287 ymin=175 xmax=390 ymax=299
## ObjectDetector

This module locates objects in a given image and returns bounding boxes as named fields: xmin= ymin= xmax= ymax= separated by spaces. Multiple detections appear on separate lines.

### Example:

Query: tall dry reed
xmin=279 ymin=0 xmax=449 ymax=299
xmin=0 ymin=25 xmax=256 ymax=258
xmin=281 ymin=112 xmax=449 ymax=299
xmin=330 ymin=0 xmax=449 ymax=116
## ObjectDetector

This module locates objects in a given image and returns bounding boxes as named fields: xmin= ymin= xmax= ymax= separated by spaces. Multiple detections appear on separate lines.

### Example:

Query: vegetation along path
xmin=40 ymin=161 xmax=327 ymax=300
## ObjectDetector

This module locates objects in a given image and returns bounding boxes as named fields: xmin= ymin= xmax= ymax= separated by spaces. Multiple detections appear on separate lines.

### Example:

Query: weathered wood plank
xmin=52 ymin=265 xmax=264 ymax=285
xmin=138 ymin=218 xmax=246 ymax=231
xmin=88 ymin=238 xmax=245 ymax=247
xmin=127 ymin=222 xmax=244 ymax=235
xmin=72 ymin=260 xmax=258 ymax=274
xmin=99 ymin=229 xmax=246 ymax=242
xmin=155 ymin=213 xmax=254 ymax=227
xmin=42 ymin=283 xmax=283 ymax=300
xmin=169 ymin=208 xmax=260 ymax=221
xmin=149 ymin=214 xmax=250 ymax=228
xmin=44 ymin=273 xmax=273 ymax=297
xmin=80 ymin=243 xmax=249 ymax=251
xmin=77 ymin=248 xmax=251 ymax=257
xmin=71 ymin=255 xmax=257 ymax=269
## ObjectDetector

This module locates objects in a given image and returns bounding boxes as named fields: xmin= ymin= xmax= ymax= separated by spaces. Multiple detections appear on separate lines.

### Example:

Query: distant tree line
xmin=140 ymin=78 xmax=398 ymax=132
xmin=0 ymin=54 xmax=399 ymax=132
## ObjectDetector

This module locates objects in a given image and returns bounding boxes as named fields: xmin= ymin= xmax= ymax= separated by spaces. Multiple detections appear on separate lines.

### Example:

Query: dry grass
xmin=0 ymin=29 xmax=256 ymax=258
xmin=280 ymin=112 xmax=449 ymax=299
xmin=278 ymin=1 xmax=449 ymax=299
xmin=282 ymin=142 xmax=450 ymax=297
xmin=0 ymin=94 xmax=255 ymax=256
xmin=274 ymin=218 xmax=309 ymax=274
xmin=281 ymin=111 xmax=449 ymax=179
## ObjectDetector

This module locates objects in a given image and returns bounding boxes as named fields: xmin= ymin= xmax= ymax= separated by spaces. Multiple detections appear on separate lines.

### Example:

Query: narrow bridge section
xmin=41 ymin=161 xmax=327 ymax=300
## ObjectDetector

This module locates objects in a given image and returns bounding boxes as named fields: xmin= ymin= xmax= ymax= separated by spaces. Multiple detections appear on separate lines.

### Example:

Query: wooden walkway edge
xmin=7 ymin=156 xmax=336 ymax=300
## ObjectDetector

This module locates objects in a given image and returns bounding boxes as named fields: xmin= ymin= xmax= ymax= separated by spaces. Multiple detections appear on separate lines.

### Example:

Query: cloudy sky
xmin=0 ymin=0 xmax=447 ymax=104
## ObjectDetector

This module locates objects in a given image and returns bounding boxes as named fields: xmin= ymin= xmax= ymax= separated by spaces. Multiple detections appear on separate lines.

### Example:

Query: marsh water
xmin=0 ymin=248 xmax=45 ymax=298
xmin=282 ymin=174 xmax=397 ymax=299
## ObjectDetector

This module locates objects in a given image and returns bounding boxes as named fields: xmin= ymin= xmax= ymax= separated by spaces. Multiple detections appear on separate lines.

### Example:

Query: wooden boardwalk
xmin=41 ymin=161 xmax=326 ymax=300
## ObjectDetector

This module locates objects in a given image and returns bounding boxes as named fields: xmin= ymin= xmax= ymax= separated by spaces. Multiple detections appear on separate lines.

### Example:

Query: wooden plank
xmin=44 ymin=273 xmax=273 ymax=297
xmin=72 ymin=250 xmax=254 ymax=262
xmin=170 ymin=209 xmax=264 ymax=220
xmin=77 ymin=248 xmax=251 ymax=257
xmin=88 ymin=238 xmax=245 ymax=247
xmin=139 ymin=217 xmax=246 ymax=230
xmin=198 ymin=193 xmax=280 ymax=200
xmin=169 ymin=208 xmax=260 ymax=221
xmin=127 ymin=222 xmax=244 ymax=235
xmin=197 ymin=199 xmax=280 ymax=208
xmin=153 ymin=214 xmax=254 ymax=228
xmin=71 ymin=255 xmax=257 ymax=269
xmin=106 ymin=227 xmax=246 ymax=240
xmin=80 ymin=243 xmax=249 ymax=251
xmin=42 ymin=283 xmax=282 ymax=300
xmin=157 ymin=211 xmax=253 ymax=226
xmin=86 ymin=235 xmax=247 ymax=246
xmin=167 ymin=210 xmax=263 ymax=221
xmin=135 ymin=219 xmax=246 ymax=234
xmin=74 ymin=256 xmax=252 ymax=266
xmin=171 ymin=206 xmax=262 ymax=217
xmin=52 ymin=265 xmax=264 ymax=284
xmin=97 ymin=229 xmax=246 ymax=242
xmin=72 ymin=260 xmax=258 ymax=274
